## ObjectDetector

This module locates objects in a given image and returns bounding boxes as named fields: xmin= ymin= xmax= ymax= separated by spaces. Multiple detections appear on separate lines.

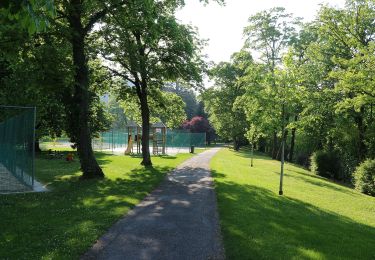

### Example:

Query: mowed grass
xmin=0 ymin=151 xmax=196 ymax=259
xmin=211 ymin=148 xmax=375 ymax=260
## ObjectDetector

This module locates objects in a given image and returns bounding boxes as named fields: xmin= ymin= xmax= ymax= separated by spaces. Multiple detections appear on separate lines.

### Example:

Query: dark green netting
xmin=0 ymin=107 xmax=35 ymax=191
xmin=92 ymin=129 xmax=206 ymax=150
xmin=42 ymin=129 xmax=206 ymax=154
xmin=166 ymin=131 xmax=206 ymax=148
xmin=92 ymin=131 xmax=128 ymax=150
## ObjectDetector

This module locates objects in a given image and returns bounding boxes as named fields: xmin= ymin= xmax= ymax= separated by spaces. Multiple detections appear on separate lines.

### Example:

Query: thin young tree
xmin=243 ymin=7 xmax=300 ymax=159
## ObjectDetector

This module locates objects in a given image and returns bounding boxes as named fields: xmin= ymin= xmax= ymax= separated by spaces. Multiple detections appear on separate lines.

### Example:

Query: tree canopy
xmin=202 ymin=0 xmax=375 ymax=190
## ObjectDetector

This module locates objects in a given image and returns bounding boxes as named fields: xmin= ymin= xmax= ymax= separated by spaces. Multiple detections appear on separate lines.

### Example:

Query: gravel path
xmin=82 ymin=148 xmax=225 ymax=260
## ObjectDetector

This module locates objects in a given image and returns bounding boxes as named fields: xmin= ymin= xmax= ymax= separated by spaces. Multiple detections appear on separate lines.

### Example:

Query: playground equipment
xmin=123 ymin=121 xmax=167 ymax=155
xmin=124 ymin=120 xmax=141 ymax=155
xmin=151 ymin=122 xmax=167 ymax=155
xmin=88 ymin=128 xmax=206 ymax=154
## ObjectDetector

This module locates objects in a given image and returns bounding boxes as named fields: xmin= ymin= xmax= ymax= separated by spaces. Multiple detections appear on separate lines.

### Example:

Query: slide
xmin=124 ymin=138 xmax=133 ymax=155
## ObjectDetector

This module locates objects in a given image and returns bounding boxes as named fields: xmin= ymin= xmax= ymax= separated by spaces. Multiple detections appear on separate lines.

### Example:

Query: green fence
xmin=166 ymin=131 xmax=206 ymax=148
xmin=42 ymin=129 xmax=206 ymax=153
xmin=92 ymin=131 xmax=128 ymax=151
xmin=92 ymin=129 xmax=206 ymax=150
xmin=0 ymin=106 xmax=35 ymax=191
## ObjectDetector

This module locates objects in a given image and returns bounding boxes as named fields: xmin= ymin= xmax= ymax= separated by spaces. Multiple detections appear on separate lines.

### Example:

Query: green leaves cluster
xmin=203 ymin=51 xmax=251 ymax=150
xmin=119 ymin=90 xmax=186 ymax=129
xmin=204 ymin=0 xmax=375 ymax=182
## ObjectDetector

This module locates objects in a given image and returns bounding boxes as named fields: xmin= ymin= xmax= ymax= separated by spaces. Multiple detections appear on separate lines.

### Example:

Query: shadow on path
xmin=82 ymin=148 xmax=224 ymax=260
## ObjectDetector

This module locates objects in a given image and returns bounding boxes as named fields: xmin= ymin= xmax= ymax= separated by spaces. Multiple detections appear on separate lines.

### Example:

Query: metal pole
xmin=251 ymin=142 xmax=254 ymax=167
xmin=279 ymin=102 xmax=285 ymax=195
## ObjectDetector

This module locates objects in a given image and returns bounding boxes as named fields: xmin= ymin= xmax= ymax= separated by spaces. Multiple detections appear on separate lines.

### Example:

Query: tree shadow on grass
xmin=269 ymin=170 xmax=357 ymax=196
xmin=287 ymin=168 xmax=355 ymax=189
xmin=153 ymin=155 xmax=178 ymax=160
xmin=212 ymin=170 xmax=375 ymax=260
xmin=233 ymin=150 xmax=274 ymax=161
xmin=0 ymin=162 xmax=174 ymax=259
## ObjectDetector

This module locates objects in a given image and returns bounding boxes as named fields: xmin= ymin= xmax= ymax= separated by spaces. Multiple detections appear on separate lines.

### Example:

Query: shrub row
xmin=310 ymin=150 xmax=375 ymax=197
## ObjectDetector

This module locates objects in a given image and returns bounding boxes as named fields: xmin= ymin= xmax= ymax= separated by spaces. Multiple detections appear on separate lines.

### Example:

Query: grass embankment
xmin=211 ymin=148 xmax=375 ymax=260
xmin=0 ymin=151 xmax=196 ymax=259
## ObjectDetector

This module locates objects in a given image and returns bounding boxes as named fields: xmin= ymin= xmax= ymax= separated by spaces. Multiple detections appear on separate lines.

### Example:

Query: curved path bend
xmin=83 ymin=147 xmax=225 ymax=260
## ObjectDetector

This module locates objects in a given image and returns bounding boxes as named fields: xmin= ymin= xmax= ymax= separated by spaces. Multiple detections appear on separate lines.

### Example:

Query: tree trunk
xmin=258 ymin=137 xmax=266 ymax=153
xmin=138 ymin=82 xmax=152 ymax=166
xmin=35 ymin=139 xmax=42 ymax=153
xmin=251 ymin=142 xmax=254 ymax=167
xmin=132 ymin=31 xmax=152 ymax=166
xmin=272 ymin=131 xmax=277 ymax=159
xmin=233 ymin=137 xmax=240 ymax=151
xmin=355 ymin=106 xmax=367 ymax=161
xmin=276 ymin=130 xmax=288 ymax=161
xmin=68 ymin=3 xmax=103 ymax=179
xmin=289 ymin=115 xmax=298 ymax=162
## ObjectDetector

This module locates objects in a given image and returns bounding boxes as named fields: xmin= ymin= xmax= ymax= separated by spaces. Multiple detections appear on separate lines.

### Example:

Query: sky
xmin=175 ymin=0 xmax=346 ymax=64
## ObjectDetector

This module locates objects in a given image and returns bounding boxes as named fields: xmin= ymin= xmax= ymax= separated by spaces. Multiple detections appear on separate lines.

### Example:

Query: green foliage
xmin=119 ymin=90 xmax=186 ymax=129
xmin=0 ymin=0 xmax=55 ymax=34
xmin=164 ymin=83 xmax=200 ymax=120
xmin=310 ymin=150 xmax=342 ymax=180
xmin=99 ymin=0 xmax=206 ymax=89
xmin=0 ymin=26 xmax=72 ymax=139
xmin=354 ymin=159 xmax=375 ymax=196
xmin=244 ymin=7 xmax=300 ymax=68
xmin=203 ymin=51 xmax=251 ymax=149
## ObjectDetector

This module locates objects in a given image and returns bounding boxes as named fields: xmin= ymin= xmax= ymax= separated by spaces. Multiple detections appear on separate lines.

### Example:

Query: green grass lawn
xmin=0 ymin=151 xmax=196 ymax=259
xmin=211 ymin=148 xmax=375 ymax=260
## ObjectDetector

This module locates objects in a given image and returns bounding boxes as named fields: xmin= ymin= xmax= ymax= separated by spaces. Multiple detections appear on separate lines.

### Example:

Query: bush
xmin=310 ymin=150 xmax=342 ymax=179
xmin=354 ymin=159 xmax=375 ymax=196
xmin=296 ymin=153 xmax=310 ymax=168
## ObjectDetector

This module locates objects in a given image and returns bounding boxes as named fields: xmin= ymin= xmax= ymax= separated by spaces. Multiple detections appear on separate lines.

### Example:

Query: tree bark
xmin=289 ymin=115 xmax=298 ymax=162
xmin=354 ymin=106 xmax=367 ymax=161
xmin=233 ymin=137 xmax=240 ymax=151
xmin=137 ymin=82 xmax=152 ymax=166
xmin=68 ymin=1 xmax=103 ymax=178
xmin=133 ymin=31 xmax=152 ymax=166
xmin=272 ymin=131 xmax=277 ymax=159
xmin=35 ymin=139 xmax=42 ymax=153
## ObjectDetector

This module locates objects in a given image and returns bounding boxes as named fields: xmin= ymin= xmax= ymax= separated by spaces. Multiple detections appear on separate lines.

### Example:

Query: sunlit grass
xmin=0 ymin=151 xmax=196 ymax=259
xmin=211 ymin=148 xmax=375 ymax=260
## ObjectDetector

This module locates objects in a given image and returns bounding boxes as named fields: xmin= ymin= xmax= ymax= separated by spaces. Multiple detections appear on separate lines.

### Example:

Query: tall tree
xmin=243 ymin=7 xmax=300 ymax=159
xmin=203 ymin=51 xmax=251 ymax=150
xmin=319 ymin=0 xmax=375 ymax=161
xmin=53 ymin=0 xmax=130 ymax=178
xmin=99 ymin=0 xmax=206 ymax=166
